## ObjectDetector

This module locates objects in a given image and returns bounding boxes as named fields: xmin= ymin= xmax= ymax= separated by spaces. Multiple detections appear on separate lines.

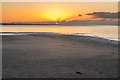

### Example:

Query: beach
xmin=2 ymin=33 xmax=118 ymax=78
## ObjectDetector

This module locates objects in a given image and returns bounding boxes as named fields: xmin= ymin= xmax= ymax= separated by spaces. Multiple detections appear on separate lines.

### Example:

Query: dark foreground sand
xmin=2 ymin=34 xmax=118 ymax=78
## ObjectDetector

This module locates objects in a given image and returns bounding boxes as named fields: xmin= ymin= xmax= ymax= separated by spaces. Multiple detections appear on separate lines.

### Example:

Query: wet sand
xmin=2 ymin=34 xmax=118 ymax=78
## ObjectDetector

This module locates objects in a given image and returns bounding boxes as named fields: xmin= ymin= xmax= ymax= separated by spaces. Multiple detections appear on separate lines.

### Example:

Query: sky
xmin=2 ymin=2 xmax=118 ymax=25
xmin=1 ymin=0 xmax=119 ymax=2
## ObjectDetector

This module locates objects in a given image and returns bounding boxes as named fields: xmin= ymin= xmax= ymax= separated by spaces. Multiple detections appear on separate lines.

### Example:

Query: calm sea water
xmin=1 ymin=25 xmax=118 ymax=41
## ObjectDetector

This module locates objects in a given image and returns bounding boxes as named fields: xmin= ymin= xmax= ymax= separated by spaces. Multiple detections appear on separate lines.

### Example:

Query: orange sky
xmin=2 ymin=2 xmax=118 ymax=23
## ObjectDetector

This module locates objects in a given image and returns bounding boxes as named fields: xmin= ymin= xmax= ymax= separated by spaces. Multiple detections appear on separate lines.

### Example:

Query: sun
xmin=43 ymin=8 xmax=70 ymax=21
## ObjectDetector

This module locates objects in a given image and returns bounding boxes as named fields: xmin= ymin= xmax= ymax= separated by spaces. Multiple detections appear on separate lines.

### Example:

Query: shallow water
xmin=1 ymin=25 xmax=118 ymax=41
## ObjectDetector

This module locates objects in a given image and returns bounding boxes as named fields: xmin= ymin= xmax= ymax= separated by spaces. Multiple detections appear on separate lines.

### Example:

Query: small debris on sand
xmin=76 ymin=72 xmax=82 ymax=75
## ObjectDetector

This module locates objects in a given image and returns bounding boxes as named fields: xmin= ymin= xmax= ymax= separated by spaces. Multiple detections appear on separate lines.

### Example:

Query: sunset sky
xmin=2 ymin=2 xmax=118 ymax=24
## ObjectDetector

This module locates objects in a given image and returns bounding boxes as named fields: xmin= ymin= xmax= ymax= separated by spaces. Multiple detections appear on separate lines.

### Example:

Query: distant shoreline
xmin=1 ymin=23 xmax=59 ymax=25
xmin=0 ymin=23 xmax=118 ymax=26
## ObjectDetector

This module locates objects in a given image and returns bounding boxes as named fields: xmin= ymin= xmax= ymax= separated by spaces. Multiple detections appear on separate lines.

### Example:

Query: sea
xmin=1 ymin=25 xmax=118 ymax=41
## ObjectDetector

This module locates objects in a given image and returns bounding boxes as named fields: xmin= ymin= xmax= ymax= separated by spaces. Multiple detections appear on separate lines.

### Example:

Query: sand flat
xmin=2 ymin=34 xmax=118 ymax=78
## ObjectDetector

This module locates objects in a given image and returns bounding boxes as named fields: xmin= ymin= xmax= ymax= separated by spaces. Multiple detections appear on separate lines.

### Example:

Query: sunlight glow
xmin=43 ymin=8 xmax=70 ymax=21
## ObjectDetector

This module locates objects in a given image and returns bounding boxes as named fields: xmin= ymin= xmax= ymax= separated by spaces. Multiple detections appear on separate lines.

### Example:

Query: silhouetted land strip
xmin=2 ymin=23 xmax=59 ymax=25
xmin=1 ymin=23 xmax=117 ymax=26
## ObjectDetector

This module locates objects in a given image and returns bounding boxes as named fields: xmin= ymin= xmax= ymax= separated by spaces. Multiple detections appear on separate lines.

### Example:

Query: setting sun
xmin=42 ymin=8 xmax=70 ymax=21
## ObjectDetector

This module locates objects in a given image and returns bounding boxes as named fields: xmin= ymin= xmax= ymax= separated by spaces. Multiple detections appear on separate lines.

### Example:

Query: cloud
xmin=86 ymin=12 xmax=118 ymax=19
xmin=58 ymin=19 xmax=117 ymax=25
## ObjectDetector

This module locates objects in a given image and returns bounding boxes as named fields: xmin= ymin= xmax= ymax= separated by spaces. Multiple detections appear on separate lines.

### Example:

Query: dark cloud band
xmin=86 ymin=12 xmax=119 ymax=19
